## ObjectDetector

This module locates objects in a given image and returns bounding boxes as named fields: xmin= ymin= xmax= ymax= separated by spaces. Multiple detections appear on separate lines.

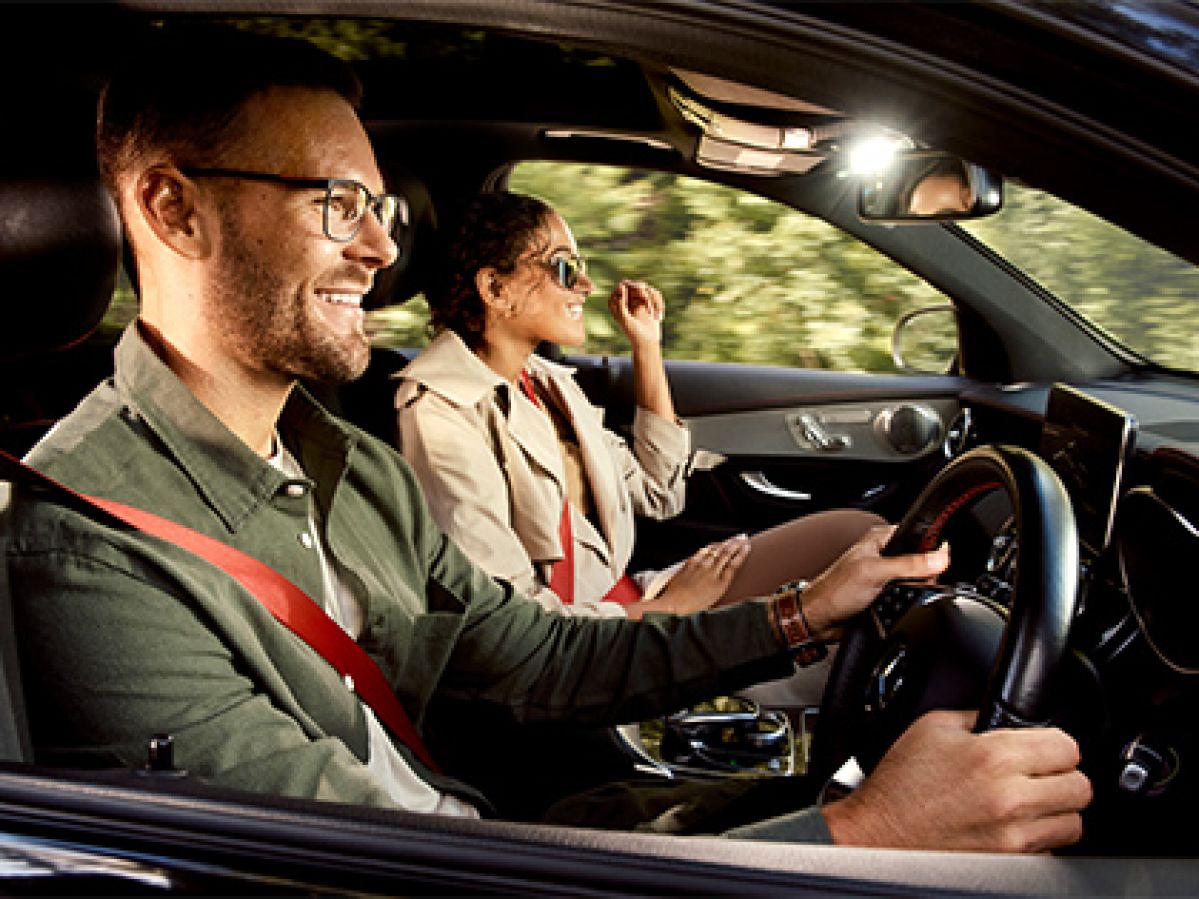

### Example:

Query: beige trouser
xmin=724 ymin=508 xmax=885 ymax=708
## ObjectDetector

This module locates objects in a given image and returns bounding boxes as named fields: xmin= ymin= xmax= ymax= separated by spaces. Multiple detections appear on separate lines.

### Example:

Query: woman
xmin=396 ymin=190 xmax=884 ymax=620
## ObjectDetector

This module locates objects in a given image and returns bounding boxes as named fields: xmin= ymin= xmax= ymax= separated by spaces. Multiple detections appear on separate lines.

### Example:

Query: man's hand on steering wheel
xmin=822 ymin=709 xmax=1092 ymax=852
xmin=800 ymin=525 xmax=950 ymax=641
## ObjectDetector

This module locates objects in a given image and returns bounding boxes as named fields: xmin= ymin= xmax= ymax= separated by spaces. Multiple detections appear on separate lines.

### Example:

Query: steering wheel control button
xmin=867 ymin=645 xmax=909 ymax=712
xmin=870 ymin=582 xmax=931 ymax=633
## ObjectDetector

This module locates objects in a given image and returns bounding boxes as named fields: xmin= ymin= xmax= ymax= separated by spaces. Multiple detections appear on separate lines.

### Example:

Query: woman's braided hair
xmin=428 ymin=191 xmax=553 ymax=348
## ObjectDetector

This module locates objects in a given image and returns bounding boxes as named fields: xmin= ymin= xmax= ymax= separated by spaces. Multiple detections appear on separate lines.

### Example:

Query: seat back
xmin=0 ymin=73 xmax=122 ymax=763
xmin=0 ymin=75 xmax=122 ymax=457
xmin=0 ymin=480 xmax=30 ymax=763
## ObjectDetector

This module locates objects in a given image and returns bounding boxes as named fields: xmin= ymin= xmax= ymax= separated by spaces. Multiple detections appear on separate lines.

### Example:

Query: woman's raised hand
xmin=626 ymin=534 xmax=751 ymax=619
xmin=609 ymin=279 xmax=665 ymax=350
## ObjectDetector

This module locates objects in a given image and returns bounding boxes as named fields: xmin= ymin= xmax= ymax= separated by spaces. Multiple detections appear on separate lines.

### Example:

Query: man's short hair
xmin=96 ymin=24 xmax=362 ymax=194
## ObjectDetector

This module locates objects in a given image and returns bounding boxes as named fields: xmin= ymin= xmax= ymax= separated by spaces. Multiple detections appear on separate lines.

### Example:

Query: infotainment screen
xmin=1038 ymin=384 xmax=1137 ymax=559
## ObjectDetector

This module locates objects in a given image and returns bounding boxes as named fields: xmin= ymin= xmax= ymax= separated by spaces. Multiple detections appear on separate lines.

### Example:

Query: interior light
xmin=780 ymin=127 xmax=813 ymax=151
xmin=848 ymin=137 xmax=902 ymax=175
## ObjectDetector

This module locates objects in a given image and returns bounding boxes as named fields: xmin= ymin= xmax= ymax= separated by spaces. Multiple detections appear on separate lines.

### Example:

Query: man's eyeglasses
xmin=181 ymin=168 xmax=408 ymax=243
xmin=540 ymin=252 xmax=587 ymax=290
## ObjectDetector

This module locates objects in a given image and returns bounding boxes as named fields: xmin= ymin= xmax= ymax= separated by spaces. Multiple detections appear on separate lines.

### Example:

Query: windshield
xmin=958 ymin=182 xmax=1199 ymax=373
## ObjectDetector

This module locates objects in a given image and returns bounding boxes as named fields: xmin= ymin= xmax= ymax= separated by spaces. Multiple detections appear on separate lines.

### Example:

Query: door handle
xmin=740 ymin=471 xmax=811 ymax=502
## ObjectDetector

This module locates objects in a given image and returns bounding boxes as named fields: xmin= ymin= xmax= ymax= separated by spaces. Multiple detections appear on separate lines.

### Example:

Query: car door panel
xmin=567 ymin=354 xmax=966 ymax=571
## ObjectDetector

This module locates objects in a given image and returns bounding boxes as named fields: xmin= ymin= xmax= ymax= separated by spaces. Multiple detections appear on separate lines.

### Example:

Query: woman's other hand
xmin=627 ymin=534 xmax=751 ymax=619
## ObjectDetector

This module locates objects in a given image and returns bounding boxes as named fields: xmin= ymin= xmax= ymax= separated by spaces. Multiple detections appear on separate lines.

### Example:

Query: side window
xmin=100 ymin=269 xmax=138 ymax=336
xmin=507 ymin=162 xmax=953 ymax=374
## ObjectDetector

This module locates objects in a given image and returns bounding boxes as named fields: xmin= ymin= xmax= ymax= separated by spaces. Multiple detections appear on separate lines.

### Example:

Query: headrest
xmin=364 ymin=162 xmax=437 ymax=311
xmin=0 ymin=87 xmax=121 ymax=361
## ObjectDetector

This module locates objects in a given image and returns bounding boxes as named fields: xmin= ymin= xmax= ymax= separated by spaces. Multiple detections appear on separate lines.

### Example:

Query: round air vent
xmin=875 ymin=403 xmax=943 ymax=455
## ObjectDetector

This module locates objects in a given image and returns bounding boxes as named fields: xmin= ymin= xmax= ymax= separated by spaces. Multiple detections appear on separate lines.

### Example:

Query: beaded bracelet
xmin=770 ymin=579 xmax=828 ymax=667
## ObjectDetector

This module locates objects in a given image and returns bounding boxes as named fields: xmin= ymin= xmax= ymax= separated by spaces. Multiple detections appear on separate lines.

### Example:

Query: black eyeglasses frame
xmin=180 ymin=167 xmax=408 ymax=243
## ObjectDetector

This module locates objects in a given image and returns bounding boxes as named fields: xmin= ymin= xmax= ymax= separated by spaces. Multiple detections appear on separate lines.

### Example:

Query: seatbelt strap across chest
xmin=0 ymin=450 xmax=439 ymax=772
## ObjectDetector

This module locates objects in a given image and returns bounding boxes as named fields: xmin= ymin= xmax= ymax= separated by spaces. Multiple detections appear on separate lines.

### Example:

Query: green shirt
xmin=4 ymin=324 xmax=792 ymax=812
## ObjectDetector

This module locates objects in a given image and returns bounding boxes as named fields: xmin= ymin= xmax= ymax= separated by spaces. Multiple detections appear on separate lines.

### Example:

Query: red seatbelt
xmin=549 ymin=495 xmax=576 ymax=605
xmin=0 ymin=450 xmax=439 ymax=773
xmin=518 ymin=371 xmax=641 ymax=606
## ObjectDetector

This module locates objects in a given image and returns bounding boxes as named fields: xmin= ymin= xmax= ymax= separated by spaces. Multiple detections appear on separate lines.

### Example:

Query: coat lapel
xmin=533 ymin=362 xmax=629 ymax=575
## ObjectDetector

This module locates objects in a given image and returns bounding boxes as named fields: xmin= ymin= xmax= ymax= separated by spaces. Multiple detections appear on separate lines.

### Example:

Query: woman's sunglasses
xmin=541 ymin=252 xmax=587 ymax=290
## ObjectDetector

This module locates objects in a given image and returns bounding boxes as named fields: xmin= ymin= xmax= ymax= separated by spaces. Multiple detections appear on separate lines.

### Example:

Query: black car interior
xmin=4 ymin=8 xmax=1199 ymax=883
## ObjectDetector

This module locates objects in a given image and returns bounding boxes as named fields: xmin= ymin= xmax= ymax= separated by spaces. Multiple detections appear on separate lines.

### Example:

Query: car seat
xmin=0 ymin=78 xmax=122 ymax=763
xmin=0 ymin=77 xmax=121 ymax=458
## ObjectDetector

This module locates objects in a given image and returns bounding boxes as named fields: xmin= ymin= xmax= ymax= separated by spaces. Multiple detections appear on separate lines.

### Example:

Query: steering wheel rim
xmin=809 ymin=444 xmax=1079 ymax=784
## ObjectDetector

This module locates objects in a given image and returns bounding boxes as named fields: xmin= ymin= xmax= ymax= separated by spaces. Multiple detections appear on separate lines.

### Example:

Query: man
xmin=2 ymin=25 xmax=1089 ymax=850
xmin=908 ymin=170 xmax=975 ymax=216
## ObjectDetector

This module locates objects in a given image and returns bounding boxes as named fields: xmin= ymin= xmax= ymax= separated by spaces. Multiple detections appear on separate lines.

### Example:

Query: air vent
xmin=943 ymin=408 xmax=974 ymax=458
xmin=875 ymin=403 xmax=943 ymax=455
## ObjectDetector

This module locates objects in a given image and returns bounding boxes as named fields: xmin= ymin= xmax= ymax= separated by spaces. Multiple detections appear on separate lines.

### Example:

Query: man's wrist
xmin=767 ymin=580 xmax=828 ymax=667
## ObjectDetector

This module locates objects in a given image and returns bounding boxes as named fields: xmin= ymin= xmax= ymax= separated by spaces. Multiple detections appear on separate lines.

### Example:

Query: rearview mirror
xmin=859 ymin=152 xmax=1002 ymax=222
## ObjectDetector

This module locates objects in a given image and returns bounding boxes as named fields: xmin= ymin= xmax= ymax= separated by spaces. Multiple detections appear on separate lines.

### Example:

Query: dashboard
xmin=945 ymin=379 xmax=1199 ymax=855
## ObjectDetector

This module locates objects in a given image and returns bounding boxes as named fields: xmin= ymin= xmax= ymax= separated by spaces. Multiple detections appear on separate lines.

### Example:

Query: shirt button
xmin=285 ymin=483 xmax=307 ymax=498
xmin=298 ymin=532 xmax=315 ymax=549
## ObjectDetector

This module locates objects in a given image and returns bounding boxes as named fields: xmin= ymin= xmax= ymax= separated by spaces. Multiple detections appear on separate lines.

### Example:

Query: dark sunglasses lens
xmin=552 ymin=257 xmax=580 ymax=289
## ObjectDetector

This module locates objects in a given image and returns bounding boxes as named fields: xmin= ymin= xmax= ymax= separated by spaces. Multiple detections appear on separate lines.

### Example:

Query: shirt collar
xmin=113 ymin=322 xmax=356 ymax=532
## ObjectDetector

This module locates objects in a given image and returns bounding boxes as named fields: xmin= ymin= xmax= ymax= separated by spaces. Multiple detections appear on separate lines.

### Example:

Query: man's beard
xmin=209 ymin=214 xmax=371 ymax=385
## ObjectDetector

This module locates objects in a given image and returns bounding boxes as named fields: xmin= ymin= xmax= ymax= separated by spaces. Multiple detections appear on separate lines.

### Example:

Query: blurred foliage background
xmin=366 ymin=163 xmax=1199 ymax=374
xmin=366 ymin=164 xmax=948 ymax=373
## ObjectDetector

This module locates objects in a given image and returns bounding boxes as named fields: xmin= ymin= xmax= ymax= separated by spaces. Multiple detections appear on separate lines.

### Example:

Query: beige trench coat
xmin=395 ymin=330 xmax=690 ymax=617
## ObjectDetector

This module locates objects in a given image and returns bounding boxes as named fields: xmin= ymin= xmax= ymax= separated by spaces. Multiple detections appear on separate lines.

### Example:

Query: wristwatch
xmin=770 ymin=579 xmax=829 ymax=667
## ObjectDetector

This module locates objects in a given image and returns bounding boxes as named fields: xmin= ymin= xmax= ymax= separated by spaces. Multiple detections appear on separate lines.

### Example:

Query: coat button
xmin=298 ymin=532 xmax=315 ymax=549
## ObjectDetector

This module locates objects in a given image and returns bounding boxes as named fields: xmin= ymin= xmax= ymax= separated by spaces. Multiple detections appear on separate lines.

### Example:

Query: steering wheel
xmin=808 ymin=444 xmax=1080 ymax=783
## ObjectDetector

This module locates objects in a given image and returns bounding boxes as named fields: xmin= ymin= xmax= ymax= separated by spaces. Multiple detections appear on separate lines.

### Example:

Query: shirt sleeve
xmin=7 ymin=537 xmax=409 ymax=809
xmin=424 ymin=530 xmax=795 ymax=727
xmin=605 ymin=405 xmax=690 ymax=520
xmin=722 ymin=805 xmax=834 ymax=844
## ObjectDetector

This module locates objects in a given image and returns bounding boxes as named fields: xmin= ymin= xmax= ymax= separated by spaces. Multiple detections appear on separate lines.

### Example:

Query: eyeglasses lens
xmin=325 ymin=181 xmax=404 ymax=241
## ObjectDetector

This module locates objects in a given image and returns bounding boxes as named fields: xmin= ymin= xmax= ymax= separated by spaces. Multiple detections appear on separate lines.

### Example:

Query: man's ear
xmin=134 ymin=166 xmax=212 ymax=259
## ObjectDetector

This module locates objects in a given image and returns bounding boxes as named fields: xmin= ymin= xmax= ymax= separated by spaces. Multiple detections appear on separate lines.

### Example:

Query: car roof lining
xmin=111 ymin=0 xmax=1198 ymax=265
xmin=672 ymin=68 xmax=840 ymax=117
